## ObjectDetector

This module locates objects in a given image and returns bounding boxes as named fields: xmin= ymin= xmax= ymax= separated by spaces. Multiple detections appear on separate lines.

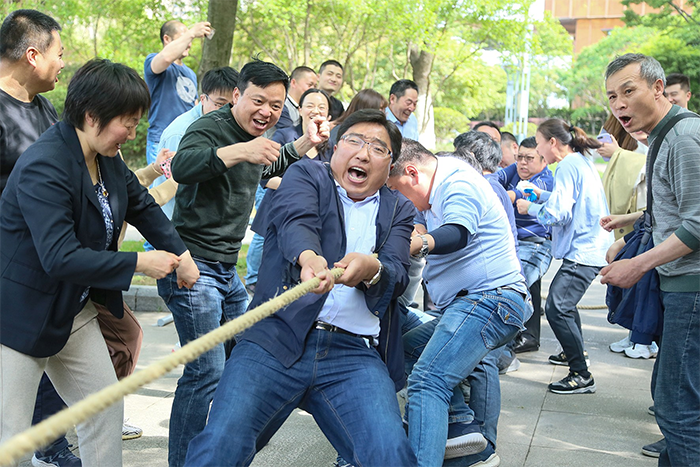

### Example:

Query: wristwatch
xmin=415 ymin=234 xmax=430 ymax=258
xmin=363 ymin=259 xmax=383 ymax=287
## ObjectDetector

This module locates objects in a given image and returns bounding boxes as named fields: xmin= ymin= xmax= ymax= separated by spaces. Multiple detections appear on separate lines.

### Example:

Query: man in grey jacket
xmin=601 ymin=53 xmax=700 ymax=467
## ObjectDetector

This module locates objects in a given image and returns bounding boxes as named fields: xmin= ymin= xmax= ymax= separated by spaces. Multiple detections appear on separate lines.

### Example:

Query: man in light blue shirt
xmin=385 ymin=79 xmax=420 ymax=140
xmin=388 ymin=139 xmax=530 ymax=466
xmin=152 ymin=67 xmax=238 ymax=219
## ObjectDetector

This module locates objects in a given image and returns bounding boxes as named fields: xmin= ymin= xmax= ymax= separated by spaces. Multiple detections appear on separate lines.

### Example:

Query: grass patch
xmin=120 ymin=240 xmax=145 ymax=252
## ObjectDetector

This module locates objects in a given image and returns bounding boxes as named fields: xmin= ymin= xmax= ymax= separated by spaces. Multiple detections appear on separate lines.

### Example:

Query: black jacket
xmin=0 ymin=121 xmax=186 ymax=357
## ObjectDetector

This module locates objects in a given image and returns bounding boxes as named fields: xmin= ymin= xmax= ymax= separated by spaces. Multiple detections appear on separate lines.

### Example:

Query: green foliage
xmin=433 ymin=107 xmax=470 ymax=143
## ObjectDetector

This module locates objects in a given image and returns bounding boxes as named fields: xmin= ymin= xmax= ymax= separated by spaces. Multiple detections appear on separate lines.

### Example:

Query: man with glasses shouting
xmin=494 ymin=136 xmax=555 ymax=353
xmin=182 ymin=109 xmax=417 ymax=466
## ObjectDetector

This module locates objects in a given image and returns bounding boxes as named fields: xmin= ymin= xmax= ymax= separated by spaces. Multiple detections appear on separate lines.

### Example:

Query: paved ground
xmin=20 ymin=259 xmax=663 ymax=467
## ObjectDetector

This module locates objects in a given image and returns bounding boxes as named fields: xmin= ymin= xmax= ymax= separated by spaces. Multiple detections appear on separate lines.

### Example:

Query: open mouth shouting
xmin=252 ymin=117 xmax=270 ymax=132
xmin=618 ymin=115 xmax=632 ymax=128
xmin=348 ymin=166 xmax=368 ymax=183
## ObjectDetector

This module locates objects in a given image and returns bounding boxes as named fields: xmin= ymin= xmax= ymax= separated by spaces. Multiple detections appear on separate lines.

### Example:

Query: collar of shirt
xmin=334 ymin=180 xmax=381 ymax=207
xmin=427 ymin=156 xmax=477 ymax=210
xmin=287 ymin=95 xmax=299 ymax=109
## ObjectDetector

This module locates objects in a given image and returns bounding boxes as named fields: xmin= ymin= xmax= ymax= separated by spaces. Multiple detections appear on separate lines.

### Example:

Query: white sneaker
xmin=624 ymin=343 xmax=658 ymax=359
xmin=122 ymin=419 xmax=143 ymax=440
xmin=609 ymin=334 xmax=632 ymax=353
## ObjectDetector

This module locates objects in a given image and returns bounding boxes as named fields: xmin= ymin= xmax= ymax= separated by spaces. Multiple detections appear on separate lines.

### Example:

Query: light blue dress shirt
xmin=528 ymin=152 xmax=613 ymax=267
xmin=385 ymin=108 xmax=420 ymax=140
xmin=153 ymin=103 xmax=204 ymax=218
xmin=316 ymin=183 xmax=381 ymax=337
xmin=421 ymin=157 xmax=526 ymax=309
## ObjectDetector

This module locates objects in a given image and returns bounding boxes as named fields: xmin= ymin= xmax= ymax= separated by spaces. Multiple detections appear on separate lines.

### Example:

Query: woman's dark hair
xmin=334 ymin=89 xmax=388 ymax=125
xmin=63 ymin=58 xmax=150 ymax=132
xmin=298 ymin=88 xmax=331 ymax=113
xmin=602 ymin=113 xmax=638 ymax=151
xmin=336 ymin=109 xmax=402 ymax=162
xmin=537 ymin=119 xmax=601 ymax=155
xmin=519 ymin=136 xmax=537 ymax=149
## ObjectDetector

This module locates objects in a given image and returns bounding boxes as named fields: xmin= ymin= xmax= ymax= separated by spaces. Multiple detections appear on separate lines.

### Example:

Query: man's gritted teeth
xmin=348 ymin=166 xmax=368 ymax=183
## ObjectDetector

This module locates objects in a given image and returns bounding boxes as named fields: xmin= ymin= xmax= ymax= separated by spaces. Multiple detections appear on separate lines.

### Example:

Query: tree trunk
xmin=199 ymin=0 xmax=238 ymax=80
xmin=409 ymin=45 xmax=436 ymax=150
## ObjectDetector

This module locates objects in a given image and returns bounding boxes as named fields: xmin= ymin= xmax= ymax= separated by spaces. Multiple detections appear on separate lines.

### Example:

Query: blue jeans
xmin=184 ymin=331 xmax=417 ymax=467
xmin=406 ymin=288 xmax=530 ymax=466
xmin=244 ymin=185 xmax=266 ymax=286
xmin=654 ymin=291 xmax=700 ymax=467
xmin=404 ymin=318 xmax=503 ymax=449
xmin=146 ymin=137 xmax=159 ymax=165
xmin=517 ymin=238 xmax=553 ymax=287
xmin=157 ymin=256 xmax=249 ymax=467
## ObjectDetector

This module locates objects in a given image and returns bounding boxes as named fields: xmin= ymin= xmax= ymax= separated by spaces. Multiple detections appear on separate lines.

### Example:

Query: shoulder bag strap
xmin=644 ymin=112 xmax=700 ymax=228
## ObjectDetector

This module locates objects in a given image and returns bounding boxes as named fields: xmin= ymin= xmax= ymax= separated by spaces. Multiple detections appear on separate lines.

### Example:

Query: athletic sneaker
xmin=498 ymin=356 xmax=521 ymax=375
xmin=31 ymin=445 xmax=81 ymax=467
xmin=647 ymin=405 xmax=655 ymax=416
xmin=624 ymin=342 xmax=658 ymax=359
xmin=445 ymin=420 xmax=488 ymax=459
xmin=641 ymin=438 xmax=666 ymax=458
xmin=548 ymin=350 xmax=590 ymax=367
xmin=122 ymin=420 xmax=143 ymax=440
xmin=609 ymin=334 xmax=632 ymax=353
xmin=461 ymin=444 xmax=501 ymax=466
xmin=548 ymin=372 xmax=596 ymax=394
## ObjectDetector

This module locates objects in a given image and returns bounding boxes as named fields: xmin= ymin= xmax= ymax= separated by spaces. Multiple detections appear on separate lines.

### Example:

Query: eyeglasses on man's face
xmin=205 ymin=94 xmax=230 ymax=109
xmin=516 ymin=154 xmax=537 ymax=163
xmin=340 ymin=134 xmax=392 ymax=159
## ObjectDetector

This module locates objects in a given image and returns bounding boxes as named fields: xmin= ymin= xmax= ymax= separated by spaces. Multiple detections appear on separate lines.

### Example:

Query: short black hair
xmin=472 ymin=121 xmax=502 ymax=136
xmin=0 ymin=9 xmax=61 ymax=61
xmin=290 ymin=66 xmax=316 ymax=81
xmin=519 ymin=136 xmax=536 ymax=149
xmin=500 ymin=131 xmax=517 ymax=145
xmin=201 ymin=66 xmax=239 ymax=95
xmin=63 ymin=59 xmax=150 ymax=132
xmin=537 ymin=119 xmax=600 ymax=156
xmin=389 ymin=138 xmax=436 ymax=177
xmin=336 ymin=109 xmax=402 ymax=162
xmin=237 ymin=59 xmax=289 ymax=96
xmin=389 ymin=79 xmax=418 ymax=98
xmin=453 ymin=131 xmax=502 ymax=173
xmin=319 ymin=59 xmax=343 ymax=74
xmin=666 ymin=72 xmax=691 ymax=92
xmin=160 ymin=20 xmax=183 ymax=44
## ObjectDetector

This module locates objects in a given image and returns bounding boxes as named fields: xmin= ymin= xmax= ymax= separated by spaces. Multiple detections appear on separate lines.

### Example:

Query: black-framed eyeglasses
xmin=204 ymin=94 xmax=229 ymax=109
xmin=340 ymin=134 xmax=392 ymax=159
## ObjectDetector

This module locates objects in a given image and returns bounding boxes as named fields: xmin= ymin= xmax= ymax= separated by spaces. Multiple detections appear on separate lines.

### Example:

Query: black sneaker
xmin=548 ymin=350 xmax=590 ymax=367
xmin=641 ymin=438 xmax=665 ymax=458
xmin=548 ymin=372 xmax=596 ymax=394
xmin=445 ymin=420 xmax=488 ymax=459
xmin=32 ymin=445 xmax=81 ymax=467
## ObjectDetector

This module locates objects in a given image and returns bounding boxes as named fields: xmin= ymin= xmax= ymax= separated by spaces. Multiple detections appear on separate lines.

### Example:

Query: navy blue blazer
xmin=0 ymin=121 xmax=186 ymax=357
xmin=242 ymin=159 xmax=416 ymax=390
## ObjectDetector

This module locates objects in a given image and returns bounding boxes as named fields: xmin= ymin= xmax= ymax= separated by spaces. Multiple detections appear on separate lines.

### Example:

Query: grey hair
xmin=605 ymin=53 xmax=666 ymax=88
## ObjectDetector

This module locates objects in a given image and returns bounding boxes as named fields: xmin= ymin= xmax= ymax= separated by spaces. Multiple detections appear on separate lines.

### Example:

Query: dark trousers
xmin=31 ymin=375 xmax=69 ymax=456
xmin=545 ymin=260 xmax=601 ymax=373
xmin=521 ymin=279 xmax=542 ymax=344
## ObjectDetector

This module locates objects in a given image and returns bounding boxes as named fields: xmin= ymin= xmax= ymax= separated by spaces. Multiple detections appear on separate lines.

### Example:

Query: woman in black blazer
xmin=0 ymin=59 xmax=199 ymax=466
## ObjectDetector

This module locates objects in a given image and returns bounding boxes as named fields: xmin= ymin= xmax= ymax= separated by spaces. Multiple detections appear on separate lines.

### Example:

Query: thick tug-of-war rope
xmin=0 ymin=267 xmax=346 ymax=467
xmin=540 ymin=295 xmax=608 ymax=310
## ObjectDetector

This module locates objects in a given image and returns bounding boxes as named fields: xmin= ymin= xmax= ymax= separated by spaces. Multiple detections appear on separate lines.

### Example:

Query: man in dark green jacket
xmin=159 ymin=59 xmax=329 ymax=467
